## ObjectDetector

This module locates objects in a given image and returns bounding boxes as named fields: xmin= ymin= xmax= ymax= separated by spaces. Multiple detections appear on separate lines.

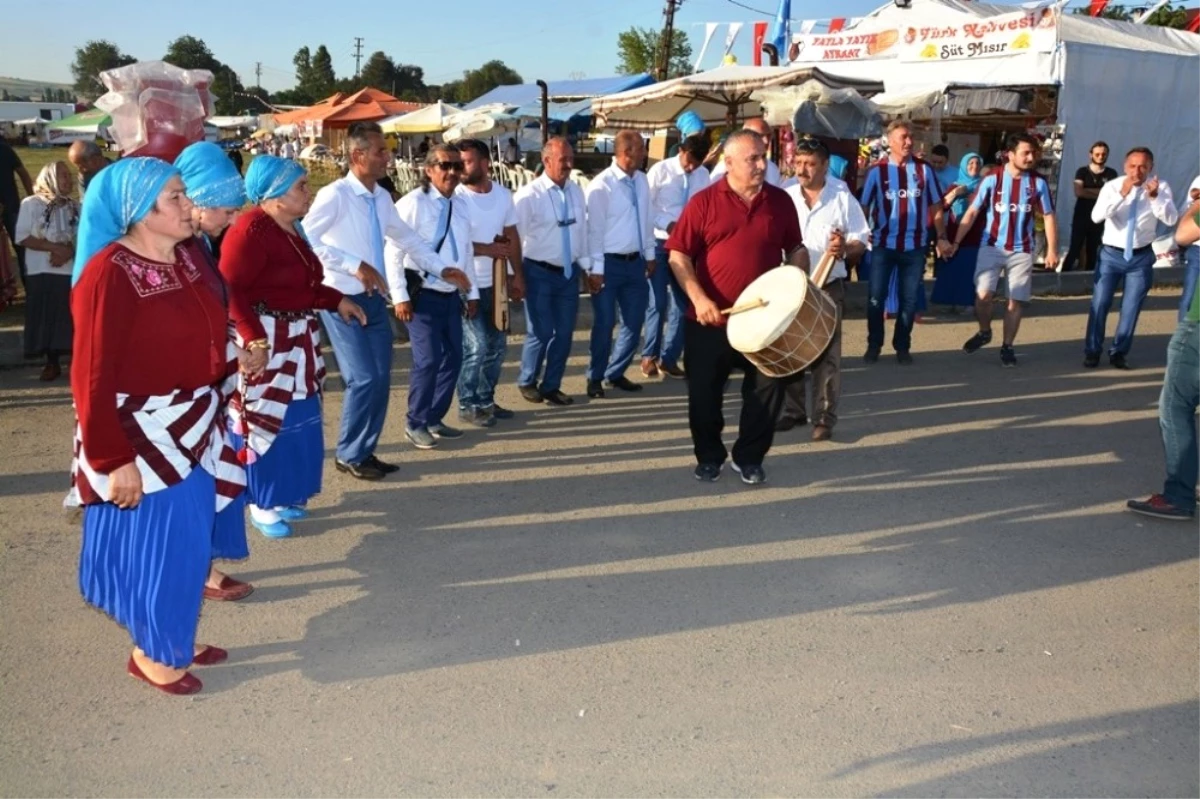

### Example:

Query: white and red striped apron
xmin=67 ymin=384 xmax=246 ymax=511
xmin=228 ymin=312 xmax=325 ymax=457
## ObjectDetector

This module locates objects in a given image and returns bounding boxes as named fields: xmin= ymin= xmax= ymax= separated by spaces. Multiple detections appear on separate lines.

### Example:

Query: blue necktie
xmin=365 ymin=194 xmax=385 ymax=283
xmin=554 ymin=186 xmax=573 ymax=279
xmin=1124 ymin=192 xmax=1138 ymax=262
xmin=435 ymin=196 xmax=459 ymax=262
xmin=683 ymin=171 xmax=692 ymax=203
xmin=625 ymin=176 xmax=644 ymax=256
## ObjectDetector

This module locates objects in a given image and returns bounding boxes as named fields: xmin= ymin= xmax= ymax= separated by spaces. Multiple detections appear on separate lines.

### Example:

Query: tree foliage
xmin=162 ymin=35 xmax=247 ymax=115
xmin=71 ymin=40 xmax=137 ymax=98
xmin=437 ymin=60 xmax=522 ymax=104
xmin=616 ymin=26 xmax=692 ymax=79
xmin=1070 ymin=3 xmax=1189 ymax=27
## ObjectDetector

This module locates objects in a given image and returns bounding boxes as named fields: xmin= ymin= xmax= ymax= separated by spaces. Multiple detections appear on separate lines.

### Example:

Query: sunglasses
xmin=434 ymin=161 xmax=463 ymax=172
xmin=795 ymin=137 xmax=828 ymax=156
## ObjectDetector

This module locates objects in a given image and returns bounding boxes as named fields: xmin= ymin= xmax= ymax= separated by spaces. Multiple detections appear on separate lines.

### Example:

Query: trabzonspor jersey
xmin=971 ymin=170 xmax=1054 ymax=253
xmin=861 ymin=157 xmax=944 ymax=251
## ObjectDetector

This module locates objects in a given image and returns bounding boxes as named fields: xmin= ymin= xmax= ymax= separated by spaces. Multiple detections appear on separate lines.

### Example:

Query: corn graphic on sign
xmin=1011 ymin=32 xmax=1032 ymax=49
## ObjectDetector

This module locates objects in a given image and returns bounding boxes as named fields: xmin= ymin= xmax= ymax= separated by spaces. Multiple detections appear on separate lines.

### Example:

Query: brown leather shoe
xmin=39 ymin=363 xmax=61 ymax=381
xmin=203 ymin=575 xmax=254 ymax=601
xmin=640 ymin=358 xmax=660 ymax=378
xmin=659 ymin=363 xmax=686 ymax=379
xmin=811 ymin=424 xmax=832 ymax=442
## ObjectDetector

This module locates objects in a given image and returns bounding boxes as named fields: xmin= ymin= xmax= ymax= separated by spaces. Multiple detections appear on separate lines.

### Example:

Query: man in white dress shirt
xmin=388 ymin=144 xmax=480 ymax=450
xmin=641 ymin=133 xmax=711 ymax=379
xmin=513 ymin=137 xmax=589 ymax=406
xmin=779 ymin=137 xmax=870 ymax=441
xmin=583 ymin=130 xmax=656 ymax=398
xmin=1084 ymin=146 xmax=1178 ymax=369
xmin=454 ymin=138 xmax=524 ymax=427
xmin=304 ymin=121 xmax=470 ymax=480
xmin=709 ymin=118 xmax=783 ymax=188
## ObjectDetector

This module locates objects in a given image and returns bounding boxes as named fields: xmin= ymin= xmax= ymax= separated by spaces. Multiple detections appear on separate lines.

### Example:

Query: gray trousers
xmin=779 ymin=278 xmax=844 ymax=428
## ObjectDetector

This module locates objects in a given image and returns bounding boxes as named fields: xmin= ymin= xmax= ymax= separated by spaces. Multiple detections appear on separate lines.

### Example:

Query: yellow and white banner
xmin=899 ymin=5 xmax=1058 ymax=62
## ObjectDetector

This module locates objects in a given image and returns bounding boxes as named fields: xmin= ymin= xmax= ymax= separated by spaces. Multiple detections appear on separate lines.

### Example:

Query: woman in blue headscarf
xmin=70 ymin=157 xmax=244 ymax=695
xmin=829 ymin=154 xmax=849 ymax=181
xmin=174 ymin=141 xmax=256 ymax=603
xmin=932 ymin=152 xmax=984 ymax=311
xmin=221 ymin=155 xmax=364 ymax=539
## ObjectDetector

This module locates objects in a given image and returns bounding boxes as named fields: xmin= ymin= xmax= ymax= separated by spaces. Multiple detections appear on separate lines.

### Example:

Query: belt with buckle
xmin=1104 ymin=243 xmax=1153 ymax=256
xmin=527 ymin=258 xmax=565 ymax=272
xmin=253 ymin=302 xmax=313 ymax=321
xmin=606 ymin=252 xmax=642 ymax=261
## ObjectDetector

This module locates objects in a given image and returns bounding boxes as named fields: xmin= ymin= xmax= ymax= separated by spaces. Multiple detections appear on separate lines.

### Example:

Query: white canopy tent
xmin=379 ymin=101 xmax=459 ymax=135
xmin=591 ymin=64 xmax=883 ymax=130
xmin=780 ymin=0 xmax=1199 ymax=242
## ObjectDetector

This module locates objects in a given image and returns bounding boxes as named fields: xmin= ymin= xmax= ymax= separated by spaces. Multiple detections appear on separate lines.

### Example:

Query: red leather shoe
xmin=126 ymin=655 xmax=202 ymax=695
xmin=203 ymin=575 xmax=254 ymax=601
xmin=192 ymin=645 xmax=228 ymax=666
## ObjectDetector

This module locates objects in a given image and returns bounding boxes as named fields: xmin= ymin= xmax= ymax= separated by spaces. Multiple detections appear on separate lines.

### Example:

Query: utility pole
xmin=654 ymin=0 xmax=682 ymax=81
xmin=255 ymin=62 xmax=262 ymax=89
xmin=353 ymin=37 xmax=364 ymax=79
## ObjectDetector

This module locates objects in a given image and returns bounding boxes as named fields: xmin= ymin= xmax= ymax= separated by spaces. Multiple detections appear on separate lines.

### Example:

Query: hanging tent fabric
xmin=379 ymin=101 xmax=459 ymax=135
xmin=591 ymin=64 xmax=883 ymax=131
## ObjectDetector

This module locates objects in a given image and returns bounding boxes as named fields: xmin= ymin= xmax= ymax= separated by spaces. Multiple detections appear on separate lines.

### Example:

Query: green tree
xmin=444 ymin=60 xmax=522 ymax=104
xmin=1071 ymin=3 xmax=1188 ymax=26
xmin=309 ymin=45 xmax=337 ymax=98
xmin=616 ymin=26 xmax=692 ymax=79
xmin=359 ymin=51 xmax=396 ymax=94
xmin=71 ymin=40 xmax=137 ymax=98
xmin=163 ymin=35 xmax=246 ymax=114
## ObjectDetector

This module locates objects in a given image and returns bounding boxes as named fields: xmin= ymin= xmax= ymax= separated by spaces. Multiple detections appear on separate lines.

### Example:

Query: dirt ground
xmin=0 ymin=294 xmax=1196 ymax=797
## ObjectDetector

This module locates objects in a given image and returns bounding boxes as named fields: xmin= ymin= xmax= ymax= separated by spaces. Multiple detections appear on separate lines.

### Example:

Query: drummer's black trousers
xmin=684 ymin=319 xmax=788 ymax=468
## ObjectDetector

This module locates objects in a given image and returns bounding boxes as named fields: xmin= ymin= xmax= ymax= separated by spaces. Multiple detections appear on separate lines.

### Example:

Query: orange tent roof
xmin=274 ymin=88 xmax=424 ymax=128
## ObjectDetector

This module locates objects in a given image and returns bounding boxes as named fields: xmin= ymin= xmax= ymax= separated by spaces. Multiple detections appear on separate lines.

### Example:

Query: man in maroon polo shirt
xmin=666 ymin=129 xmax=807 ymax=485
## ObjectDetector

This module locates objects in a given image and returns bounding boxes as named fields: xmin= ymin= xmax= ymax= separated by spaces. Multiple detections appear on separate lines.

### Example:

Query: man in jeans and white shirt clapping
xmin=1084 ymin=146 xmax=1177 ymax=370
xmin=304 ymin=122 xmax=470 ymax=480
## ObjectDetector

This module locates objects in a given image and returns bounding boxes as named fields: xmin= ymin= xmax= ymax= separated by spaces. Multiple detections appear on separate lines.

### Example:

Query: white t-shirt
xmin=15 ymin=196 xmax=78 ymax=278
xmin=455 ymin=182 xmax=517 ymax=288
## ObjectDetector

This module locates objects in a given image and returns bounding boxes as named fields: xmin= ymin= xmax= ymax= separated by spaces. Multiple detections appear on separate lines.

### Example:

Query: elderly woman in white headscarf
xmin=15 ymin=161 xmax=78 ymax=380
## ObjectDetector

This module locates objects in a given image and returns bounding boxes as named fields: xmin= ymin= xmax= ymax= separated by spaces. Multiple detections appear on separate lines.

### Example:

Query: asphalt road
xmin=0 ymin=294 xmax=1195 ymax=797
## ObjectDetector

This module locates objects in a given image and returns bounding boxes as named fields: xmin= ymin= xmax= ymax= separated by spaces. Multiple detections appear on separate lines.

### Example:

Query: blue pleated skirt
xmin=931 ymin=247 xmax=980 ymax=307
xmin=79 ymin=467 xmax=214 ymax=668
xmin=212 ymin=492 xmax=249 ymax=560
xmin=232 ymin=395 xmax=324 ymax=509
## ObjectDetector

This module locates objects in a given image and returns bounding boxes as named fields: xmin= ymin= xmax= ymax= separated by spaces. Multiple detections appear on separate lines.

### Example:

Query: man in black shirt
xmin=1062 ymin=140 xmax=1118 ymax=272
xmin=0 ymin=140 xmax=34 ymax=284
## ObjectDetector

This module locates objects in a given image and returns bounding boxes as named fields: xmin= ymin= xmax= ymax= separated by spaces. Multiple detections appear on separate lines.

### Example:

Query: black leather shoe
xmin=587 ymin=380 xmax=605 ymax=398
xmin=542 ymin=389 xmax=574 ymax=406
xmin=488 ymin=404 xmax=515 ymax=419
xmin=863 ymin=347 xmax=880 ymax=363
xmin=364 ymin=455 xmax=400 ymax=474
xmin=896 ymin=351 xmax=914 ymax=365
xmin=1083 ymin=352 xmax=1101 ymax=368
xmin=605 ymin=376 xmax=643 ymax=392
xmin=1110 ymin=353 xmax=1130 ymax=370
xmin=774 ymin=414 xmax=808 ymax=432
xmin=335 ymin=459 xmax=385 ymax=481
xmin=518 ymin=383 xmax=544 ymax=403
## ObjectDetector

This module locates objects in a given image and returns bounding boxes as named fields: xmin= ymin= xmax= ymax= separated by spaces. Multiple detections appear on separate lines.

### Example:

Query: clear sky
xmin=1 ymin=0 xmax=1031 ymax=95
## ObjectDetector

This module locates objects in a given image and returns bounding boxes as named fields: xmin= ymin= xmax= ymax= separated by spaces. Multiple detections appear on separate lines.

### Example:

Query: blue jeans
xmin=1085 ymin=245 xmax=1155 ymax=357
xmin=1159 ymin=319 xmax=1199 ymax=513
xmin=458 ymin=285 xmax=507 ymax=412
xmin=320 ymin=292 xmax=393 ymax=466
xmin=1180 ymin=246 xmax=1199 ymax=323
xmin=589 ymin=255 xmax=650 ymax=382
xmin=519 ymin=259 xmax=580 ymax=393
xmin=642 ymin=241 xmax=688 ymax=367
xmin=867 ymin=247 xmax=926 ymax=353
xmin=404 ymin=290 xmax=463 ymax=430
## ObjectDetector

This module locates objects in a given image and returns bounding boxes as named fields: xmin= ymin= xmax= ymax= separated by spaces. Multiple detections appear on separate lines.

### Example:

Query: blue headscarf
xmin=72 ymin=157 xmax=178 ymax=286
xmin=244 ymin=155 xmax=306 ymax=204
xmin=175 ymin=142 xmax=246 ymax=209
xmin=675 ymin=111 xmax=704 ymax=138
xmin=951 ymin=151 xmax=983 ymax=218
xmin=829 ymin=155 xmax=849 ymax=180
